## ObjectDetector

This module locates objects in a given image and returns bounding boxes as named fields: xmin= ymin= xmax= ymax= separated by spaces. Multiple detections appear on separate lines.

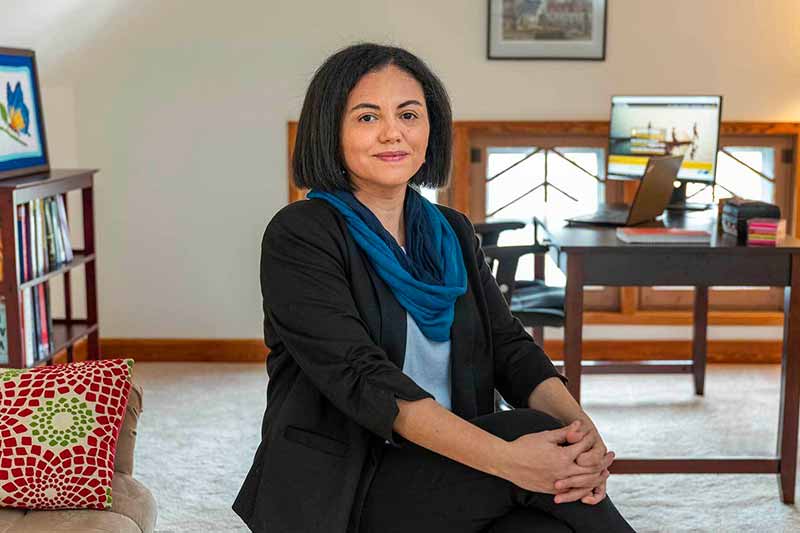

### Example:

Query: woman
xmin=233 ymin=43 xmax=635 ymax=533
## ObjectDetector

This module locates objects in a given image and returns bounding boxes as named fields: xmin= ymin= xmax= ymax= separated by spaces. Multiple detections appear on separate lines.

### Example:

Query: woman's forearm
xmin=526 ymin=377 xmax=591 ymax=427
xmin=393 ymin=398 xmax=511 ymax=478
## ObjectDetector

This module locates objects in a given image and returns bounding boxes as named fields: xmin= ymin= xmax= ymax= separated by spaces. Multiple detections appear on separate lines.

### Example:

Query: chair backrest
xmin=481 ymin=244 xmax=548 ymax=304
xmin=472 ymin=221 xmax=526 ymax=246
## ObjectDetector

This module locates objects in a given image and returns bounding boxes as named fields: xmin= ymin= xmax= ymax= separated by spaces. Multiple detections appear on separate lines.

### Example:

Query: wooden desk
xmin=534 ymin=211 xmax=800 ymax=503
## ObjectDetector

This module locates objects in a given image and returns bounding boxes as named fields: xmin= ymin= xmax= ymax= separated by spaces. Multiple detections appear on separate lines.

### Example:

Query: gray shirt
xmin=402 ymin=312 xmax=452 ymax=411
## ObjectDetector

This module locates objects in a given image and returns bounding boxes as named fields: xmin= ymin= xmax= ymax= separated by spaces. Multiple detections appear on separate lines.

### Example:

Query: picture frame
xmin=0 ymin=47 xmax=49 ymax=181
xmin=487 ymin=0 xmax=608 ymax=61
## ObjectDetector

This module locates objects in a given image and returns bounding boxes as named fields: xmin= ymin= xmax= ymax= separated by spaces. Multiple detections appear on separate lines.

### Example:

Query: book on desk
xmin=616 ymin=227 xmax=712 ymax=244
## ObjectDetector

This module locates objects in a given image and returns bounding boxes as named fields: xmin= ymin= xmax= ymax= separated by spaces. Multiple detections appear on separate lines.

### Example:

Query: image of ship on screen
xmin=607 ymin=96 xmax=722 ymax=183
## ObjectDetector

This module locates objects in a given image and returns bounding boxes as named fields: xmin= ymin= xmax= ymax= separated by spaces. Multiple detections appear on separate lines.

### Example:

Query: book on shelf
xmin=48 ymin=199 xmax=65 ymax=264
xmin=616 ymin=227 xmax=712 ymax=244
xmin=17 ymin=284 xmax=54 ymax=365
xmin=0 ymin=300 xmax=7 ymax=365
xmin=56 ymin=195 xmax=74 ymax=262
xmin=44 ymin=199 xmax=57 ymax=268
xmin=22 ymin=287 xmax=34 ymax=366
xmin=46 ymin=283 xmax=54 ymax=358
xmin=28 ymin=201 xmax=36 ymax=275
xmin=16 ymin=196 xmax=74 ymax=283
xmin=37 ymin=284 xmax=48 ymax=360
xmin=31 ymin=284 xmax=39 ymax=363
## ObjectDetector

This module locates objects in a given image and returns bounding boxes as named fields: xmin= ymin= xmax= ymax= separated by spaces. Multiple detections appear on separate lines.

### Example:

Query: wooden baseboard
xmin=542 ymin=340 xmax=782 ymax=364
xmin=99 ymin=339 xmax=268 ymax=362
xmin=51 ymin=338 xmax=89 ymax=364
xmin=584 ymin=311 xmax=784 ymax=326
xmin=43 ymin=338 xmax=784 ymax=365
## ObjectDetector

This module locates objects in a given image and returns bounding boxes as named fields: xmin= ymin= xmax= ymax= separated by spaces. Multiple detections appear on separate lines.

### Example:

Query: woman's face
xmin=340 ymin=65 xmax=430 ymax=194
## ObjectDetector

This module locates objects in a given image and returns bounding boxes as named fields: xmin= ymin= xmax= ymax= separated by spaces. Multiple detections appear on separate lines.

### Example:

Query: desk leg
xmin=692 ymin=286 xmax=708 ymax=396
xmin=564 ymin=253 xmax=584 ymax=402
xmin=778 ymin=254 xmax=800 ymax=503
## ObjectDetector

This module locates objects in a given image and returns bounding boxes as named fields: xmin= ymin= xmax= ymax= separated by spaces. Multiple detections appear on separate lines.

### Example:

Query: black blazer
xmin=233 ymin=198 xmax=563 ymax=533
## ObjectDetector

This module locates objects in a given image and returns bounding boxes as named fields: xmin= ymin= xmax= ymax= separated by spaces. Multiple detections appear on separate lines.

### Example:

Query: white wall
xmin=2 ymin=0 xmax=798 ymax=341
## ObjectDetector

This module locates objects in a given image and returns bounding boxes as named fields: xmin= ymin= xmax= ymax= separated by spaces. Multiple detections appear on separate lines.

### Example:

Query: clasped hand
xmin=502 ymin=418 xmax=614 ymax=506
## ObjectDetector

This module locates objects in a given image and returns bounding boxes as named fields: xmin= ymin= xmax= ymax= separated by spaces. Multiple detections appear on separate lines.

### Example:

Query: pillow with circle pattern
xmin=0 ymin=358 xmax=134 ymax=510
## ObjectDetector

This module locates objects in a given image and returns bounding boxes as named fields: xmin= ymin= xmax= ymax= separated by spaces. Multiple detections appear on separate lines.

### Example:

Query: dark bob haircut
xmin=292 ymin=43 xmax=452 ymax=192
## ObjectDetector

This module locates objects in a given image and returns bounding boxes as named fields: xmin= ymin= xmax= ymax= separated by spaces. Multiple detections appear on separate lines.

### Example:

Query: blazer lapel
xmin=449 ymin=284 xmax=479 ymax=419
xmin=362 ymin=258 xmax=408 ymax=369
xmin=378 ymin=284 xmax=407 ymax=369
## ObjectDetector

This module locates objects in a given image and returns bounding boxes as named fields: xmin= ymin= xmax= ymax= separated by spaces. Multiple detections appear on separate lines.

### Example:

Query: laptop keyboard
xmin=568 ymin=207 xmax=629 ymax=224
xmin=594 ymin=209 xmax=629 ymax=223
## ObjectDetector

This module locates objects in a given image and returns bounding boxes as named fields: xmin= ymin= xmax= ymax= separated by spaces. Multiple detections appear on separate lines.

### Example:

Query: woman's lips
xmin=375 ymin=153 xmax=408 ymax=162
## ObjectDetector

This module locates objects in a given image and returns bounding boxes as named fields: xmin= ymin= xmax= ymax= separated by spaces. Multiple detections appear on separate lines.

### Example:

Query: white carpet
xmin=131 ymin=363 xmax=800 ymax=532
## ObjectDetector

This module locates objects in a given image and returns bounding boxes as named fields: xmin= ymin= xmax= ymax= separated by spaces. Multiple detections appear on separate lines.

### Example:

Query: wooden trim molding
xmin=51 ymin=338 xmax=88 ymax=365
xmin=98 ymin=339 xmax=268 ymax=363
xmin=584 ymin=310 xmax=784 ymax=326
xmin=543 ymin=339 xmax=782 ymax=364
xmin=620 ymin=288 xmax=638 ymax=315
xmin=454 ymin=121 xmax=610 ymax=136
xmin=49 ymin=338 xmax=782 ymax=365
xmin=451 ymin=124 xmax=471 ymax=213
xmin=287 ymin=122 xmax=303 ymax=203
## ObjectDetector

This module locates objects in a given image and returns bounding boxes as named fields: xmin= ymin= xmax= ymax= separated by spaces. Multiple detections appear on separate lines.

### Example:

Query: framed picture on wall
xmin=0 ymin=47 xmax=49 ymax=181
xmin=488 ymin=0 xmax=608 ymax=60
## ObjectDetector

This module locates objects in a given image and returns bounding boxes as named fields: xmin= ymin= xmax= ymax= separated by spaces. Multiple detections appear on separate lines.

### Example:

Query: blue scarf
xmin=307 ymin=187 xmax=467 ymax=341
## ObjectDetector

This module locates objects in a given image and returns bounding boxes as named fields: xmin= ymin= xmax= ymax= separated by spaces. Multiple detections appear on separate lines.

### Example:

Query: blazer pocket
xmin=283 ymin=425 xmax=350 ymax=458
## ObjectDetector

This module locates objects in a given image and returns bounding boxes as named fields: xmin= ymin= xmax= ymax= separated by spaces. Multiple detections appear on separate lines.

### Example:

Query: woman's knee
xmin=471 ymin=408 xmax=564 ymax=442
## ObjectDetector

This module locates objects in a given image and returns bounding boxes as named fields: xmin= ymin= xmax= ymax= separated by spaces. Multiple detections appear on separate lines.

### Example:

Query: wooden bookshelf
xmin=0 ymin=169 xmax=99 ymax=367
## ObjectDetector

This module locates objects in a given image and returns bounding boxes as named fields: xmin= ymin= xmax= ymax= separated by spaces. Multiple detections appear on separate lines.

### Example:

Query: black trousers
xmin=359 ymin=409 xmax=636 ymax=533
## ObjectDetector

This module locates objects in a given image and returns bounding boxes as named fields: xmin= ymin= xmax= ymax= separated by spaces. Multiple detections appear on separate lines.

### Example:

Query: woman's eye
xmin=359 ymin=115 xmax=377 ymax=123
xmin=401 ymin=112 xmax=417 ymax=120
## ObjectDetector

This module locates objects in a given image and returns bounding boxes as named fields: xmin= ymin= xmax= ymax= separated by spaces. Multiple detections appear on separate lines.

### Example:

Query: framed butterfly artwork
xmin=0 ymin=47 xmax=49 ymax=181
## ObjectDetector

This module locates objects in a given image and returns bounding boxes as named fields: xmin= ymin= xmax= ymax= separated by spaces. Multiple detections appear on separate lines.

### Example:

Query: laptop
xmin=565 ymin=155 xmax=684 ymax=227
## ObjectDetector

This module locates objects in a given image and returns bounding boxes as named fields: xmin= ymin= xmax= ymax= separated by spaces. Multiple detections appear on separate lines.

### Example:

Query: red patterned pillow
xmin=0 ymin=358 xmax=134 ymax=510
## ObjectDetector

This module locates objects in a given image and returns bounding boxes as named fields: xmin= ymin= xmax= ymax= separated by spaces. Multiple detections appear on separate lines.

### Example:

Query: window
xmin=686 ymin=147 xmax=775 ymax=205
xmin=419 ymin=186 xmax=439 ymax=204
xmin=470 ymin=134 xmax=618 ymax=310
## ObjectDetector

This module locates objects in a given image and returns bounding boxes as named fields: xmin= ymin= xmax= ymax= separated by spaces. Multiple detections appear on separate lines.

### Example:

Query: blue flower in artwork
xmin=6 ymin=82 xmax=30 ymax=135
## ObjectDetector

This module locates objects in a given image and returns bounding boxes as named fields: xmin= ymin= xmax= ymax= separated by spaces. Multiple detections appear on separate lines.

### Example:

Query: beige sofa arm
xmin=115 ymin=382 xmax=143 ymax=475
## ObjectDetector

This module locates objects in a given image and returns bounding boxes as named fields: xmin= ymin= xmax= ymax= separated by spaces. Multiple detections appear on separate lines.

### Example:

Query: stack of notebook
xmin=746 ymin=218 xmax=786 ymax=246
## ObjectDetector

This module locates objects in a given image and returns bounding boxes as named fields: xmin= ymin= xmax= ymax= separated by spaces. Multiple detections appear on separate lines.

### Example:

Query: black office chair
xmin=472 ymin=221 xmax=525 ymax=247
xmin=472 ymin=222 xmax=565 ymax=347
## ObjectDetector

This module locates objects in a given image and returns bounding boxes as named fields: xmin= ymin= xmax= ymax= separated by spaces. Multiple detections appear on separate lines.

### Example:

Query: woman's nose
xmin=378 ymin=116 xmax=402 ymax=143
